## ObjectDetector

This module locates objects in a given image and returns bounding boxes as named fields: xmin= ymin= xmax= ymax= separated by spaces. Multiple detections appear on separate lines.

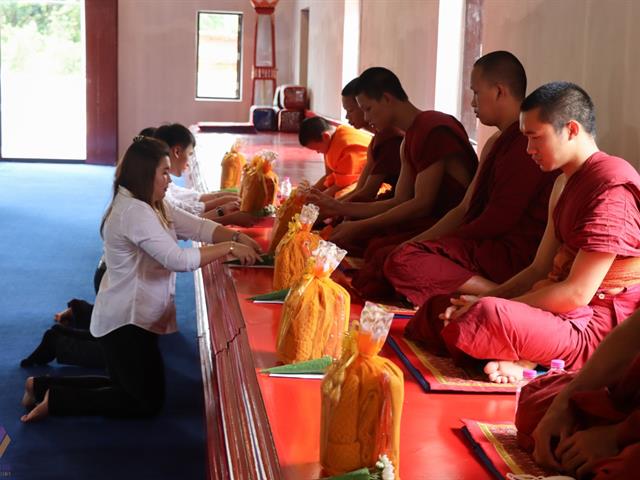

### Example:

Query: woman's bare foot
xmin=21 ymin=390 xmax=49 ymax=423
xmin=54 ymin=307 xmax=72 ymax=324
xmin=21 ymin=377 xmax=36 ymax=408
xmin=484 ymin=359 xmax=537 ymax=384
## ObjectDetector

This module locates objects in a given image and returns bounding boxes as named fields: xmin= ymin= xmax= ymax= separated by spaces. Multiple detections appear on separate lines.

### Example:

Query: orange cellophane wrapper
xmin=276 ymin=241 xmax=350 ymax=364
xmin=239 ymin=152 xmax=279 ymax=212
xmin=320 ymin=303 xmax=403 ymax=476
xmin=220 ymin=141 xmax=246 ymax=189
xmin=273 ymin=219 xmax=321 ymax=290
xmin=268 ymin=188 xmax=308 ymax=253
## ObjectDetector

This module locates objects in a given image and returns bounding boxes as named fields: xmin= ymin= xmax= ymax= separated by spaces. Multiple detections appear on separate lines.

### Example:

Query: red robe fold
xmin=442 ymin=152 xmax=640 ymax=369
xmin=369 ymin=127 xmax=403 ymax=189
xmin=516 ymin=352 xmax=640 ymax=480
xmin=349 ymin=112 xmax=477 ymax=291
xmin=383 ymin=122 xmax=556 ymax=341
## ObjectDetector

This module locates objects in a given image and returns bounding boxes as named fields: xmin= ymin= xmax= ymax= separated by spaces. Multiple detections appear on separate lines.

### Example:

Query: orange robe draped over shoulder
xmin=323 ymin=125 xmax=371 ymax=189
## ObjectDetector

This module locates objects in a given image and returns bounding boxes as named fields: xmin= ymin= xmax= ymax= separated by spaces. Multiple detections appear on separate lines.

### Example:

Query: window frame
xmin=195 ymin=10 xmax=244 ymax=102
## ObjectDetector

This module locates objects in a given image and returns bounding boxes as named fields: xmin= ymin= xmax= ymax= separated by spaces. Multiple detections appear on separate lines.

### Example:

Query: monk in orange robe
xmin=515 ymin=308 xmax=640 ymax=480
xmin=382 ymin=51 xmax=557 ymax=330
xmin=438 ymin=82 xmax=640 ymax=383
xmin=299 ymin=116 xmax=370 ymax=198
xmin=310 ymin=67 xmax=477 ymax=258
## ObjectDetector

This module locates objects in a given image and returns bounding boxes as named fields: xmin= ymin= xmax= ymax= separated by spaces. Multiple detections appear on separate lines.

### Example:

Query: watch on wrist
xmin=216 ymin=206 xmax=225 ymax=217
xmin=231 ymin=231 xmax=241 ymax=243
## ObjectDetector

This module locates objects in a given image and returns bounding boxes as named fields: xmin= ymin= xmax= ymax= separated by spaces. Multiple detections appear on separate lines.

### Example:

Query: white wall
xmin=290 ymin=0 xmax=346 ymax=119
xmin=359 ymin=0 xmax=440 ymax=111
xmin=480 ymin=0 xmax=640 ymax=167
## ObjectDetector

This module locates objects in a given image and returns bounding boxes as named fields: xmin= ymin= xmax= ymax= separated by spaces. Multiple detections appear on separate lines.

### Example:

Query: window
xmin=196 ymin=12 xmax=242 ymax=100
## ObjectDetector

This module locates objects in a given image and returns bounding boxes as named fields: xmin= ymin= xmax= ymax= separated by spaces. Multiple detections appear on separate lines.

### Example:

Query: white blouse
xmin=166 ymin=182 xmax=205 ymax=216
xmin=90 ymin=187 xmax=219 ymax=338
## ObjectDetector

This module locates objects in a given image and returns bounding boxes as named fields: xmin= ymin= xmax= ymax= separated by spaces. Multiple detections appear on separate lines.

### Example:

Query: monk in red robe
xmin=299 ymin=116 xmax=370 ymax=198
xmin=438 ymin=81 xmax=640 ymax=383
xmin=515 ymin=308 xmax=640 ymax=479
xmin=381 ymin=51 xmax=557 ymax=339
xmin=310 ymin=67 xmax=477 ymax=258
xmin=338 ymin=77 xmax=403 ymax=203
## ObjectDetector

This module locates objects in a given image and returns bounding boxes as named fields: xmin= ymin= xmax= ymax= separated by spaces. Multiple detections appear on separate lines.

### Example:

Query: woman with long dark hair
xmin=21 ymin=136 xmax=262 ymax=422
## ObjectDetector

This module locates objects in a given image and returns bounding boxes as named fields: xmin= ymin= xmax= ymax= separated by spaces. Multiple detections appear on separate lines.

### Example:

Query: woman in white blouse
xmin=21 ymin=136 xmax=262 ymax=422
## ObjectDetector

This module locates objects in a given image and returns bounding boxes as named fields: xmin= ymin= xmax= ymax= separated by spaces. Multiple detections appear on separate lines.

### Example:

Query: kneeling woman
xmin=21 ymin=137 xmax=262 ymax=422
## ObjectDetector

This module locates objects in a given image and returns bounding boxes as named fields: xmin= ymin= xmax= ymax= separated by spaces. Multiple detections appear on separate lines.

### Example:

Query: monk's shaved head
xmin=299 ymin=116 xmax=331 ymax=146
xmin=474 ymin=51 xmax=527 ymax=100
xmin=354 ymin=67 xmax=408 ymax=102
xmin=341 ymin=77 xmax=359 ymax=97
xmin=522 ymin=81 xmax=596 ymax=136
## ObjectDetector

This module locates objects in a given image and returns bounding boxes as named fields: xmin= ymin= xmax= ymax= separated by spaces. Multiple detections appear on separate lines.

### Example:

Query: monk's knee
xmin=383 ymin=243 xmax=418 ymax=281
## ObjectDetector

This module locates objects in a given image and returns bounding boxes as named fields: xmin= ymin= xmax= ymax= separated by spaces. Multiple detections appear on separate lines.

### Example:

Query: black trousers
xmin=33 ymin=325 xmax=165 ymax=418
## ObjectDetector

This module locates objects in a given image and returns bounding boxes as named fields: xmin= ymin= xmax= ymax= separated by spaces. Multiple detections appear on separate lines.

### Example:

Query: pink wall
xmin=117 ymin=0 xmax=295 ymax=158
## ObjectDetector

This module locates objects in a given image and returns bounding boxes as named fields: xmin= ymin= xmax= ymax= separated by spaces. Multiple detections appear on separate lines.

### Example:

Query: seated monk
xmin=311 ymin=67 xmax=477 ymax=259
xmin=381 ymin=51 xmax=557 ymax=341
xmin=516 ymin=308 xmax=640 ymax=480
xmin=299 ymin=116 xmax=370 ymax=198
xmin=437 ymin=81 xmax=640 ymax=383
xmin=335 ymin=77 xmax=403 ymax=203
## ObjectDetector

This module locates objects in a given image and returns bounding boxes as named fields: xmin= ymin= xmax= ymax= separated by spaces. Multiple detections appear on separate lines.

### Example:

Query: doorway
xmin=0 ymin=0 xmax=86 ymax=161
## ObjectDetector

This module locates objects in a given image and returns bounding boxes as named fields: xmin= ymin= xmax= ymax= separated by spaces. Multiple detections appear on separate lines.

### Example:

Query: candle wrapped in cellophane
xmin=273 ymin=203 xmax=321 ymax=290
xmin=220 ymin=139 xmax=246 ymax=189
xmin=268 ymin=181 xmax=310 ymax=253
xmin=276 ymin=240 xmax=350 ymax=364
xmin=320 ymin=302 xmax=404 ymax=477
xmin=239 ymin=150 xmax=279 ymax=213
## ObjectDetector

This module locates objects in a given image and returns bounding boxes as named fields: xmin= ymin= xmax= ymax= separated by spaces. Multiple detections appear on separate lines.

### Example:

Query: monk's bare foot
xmin=484 ymin=360 xmax=536 ymax=384
xmin=21 ymin=377 xmax=36 ymax=408
xmin=21 ymin=390 xmax=49 ymax=423
xmin=54 ymin=307 xmax=72 ymax=324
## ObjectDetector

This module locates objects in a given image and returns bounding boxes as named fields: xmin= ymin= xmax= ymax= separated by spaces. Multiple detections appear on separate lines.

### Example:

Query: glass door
xmin=0 ymin=0 xmax=86 ymax=160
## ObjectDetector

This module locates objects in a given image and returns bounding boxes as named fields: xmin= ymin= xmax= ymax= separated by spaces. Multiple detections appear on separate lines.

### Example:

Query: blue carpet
xmin=0 ymin=163 xmax=206 ymax=480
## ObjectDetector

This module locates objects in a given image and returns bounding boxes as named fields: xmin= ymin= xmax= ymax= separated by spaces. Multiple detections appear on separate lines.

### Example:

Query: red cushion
xmin=277 ymin=109 xmax=304 ymax=133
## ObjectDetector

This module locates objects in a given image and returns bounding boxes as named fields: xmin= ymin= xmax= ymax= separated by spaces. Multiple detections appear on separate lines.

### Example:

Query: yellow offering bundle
xmin=276 ymin=240 xmax=350 ymax=364
xmin=268 ymin=182 xmax=310 ymax=254
xmin=273 ymin=203 xmax=321 ymax=290
xmin=239 ymin=150 xmax=279 ymax=213
xmin=320 ymin=302 xmax=404 ymax=476
xmin=220 ymin=139 xmax=246 ymax=189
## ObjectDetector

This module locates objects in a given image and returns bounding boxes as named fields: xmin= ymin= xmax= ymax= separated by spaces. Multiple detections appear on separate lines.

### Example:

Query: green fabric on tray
xmin=261 ymin=356 xmax=333 ymax=375
xmin=224 ymin=253 xmax=275 ymax=266
xmin=248 ymin=288 xmax=289 ymax=302
xmin=322 ymin=469 xmax=372 ymax=480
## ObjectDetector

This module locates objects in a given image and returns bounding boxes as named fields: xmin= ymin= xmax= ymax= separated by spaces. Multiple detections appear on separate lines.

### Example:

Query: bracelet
xmin=229 ymin=242 xmax=235 ymax=255
xmin=231 ymin=231 xmax=241 ymax=243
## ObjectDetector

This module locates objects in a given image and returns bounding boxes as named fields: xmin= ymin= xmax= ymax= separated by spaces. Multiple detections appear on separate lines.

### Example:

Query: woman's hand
xmin=228 ymin=242 xmax=262 ymax=265
xmin=236 ymin=232 xmax=262 ymax=253
xmin=222 ymin=212 xmax=258 ymax=227
xmin=221 ymin=200 xmax=240 ymax=215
